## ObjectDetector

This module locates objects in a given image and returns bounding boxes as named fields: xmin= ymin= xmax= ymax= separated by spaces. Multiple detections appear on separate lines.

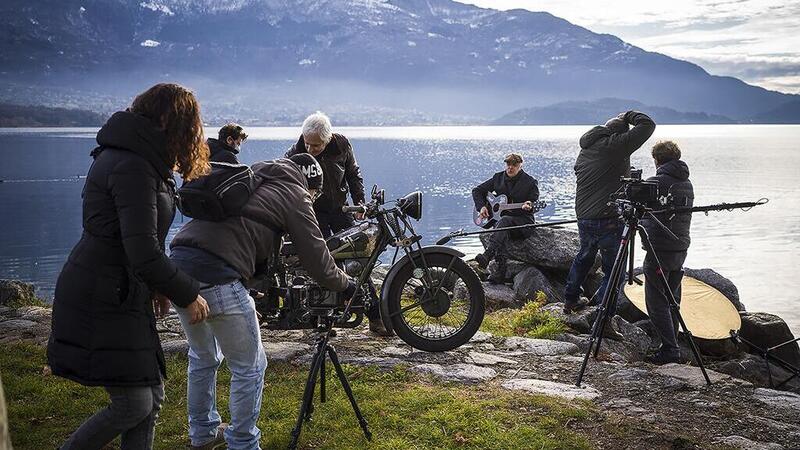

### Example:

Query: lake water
xmin=1 ymin=125 xmax=798 ymax=334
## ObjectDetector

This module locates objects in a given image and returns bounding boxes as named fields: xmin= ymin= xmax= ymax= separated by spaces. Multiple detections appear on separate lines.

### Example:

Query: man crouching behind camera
xmin=168 ymin=154 xmax=353 ymax=450
xmin=641 ymin=141 xmax=694 ymax=365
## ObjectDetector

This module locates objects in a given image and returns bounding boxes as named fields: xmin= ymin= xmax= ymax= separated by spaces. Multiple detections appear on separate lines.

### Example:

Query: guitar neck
xmin=497 ymin=203 xmax=527 ymax=211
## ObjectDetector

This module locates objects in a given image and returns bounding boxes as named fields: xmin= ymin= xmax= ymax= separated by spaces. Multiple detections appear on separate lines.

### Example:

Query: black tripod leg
xmin=638 ymin=228 xmax=711 ymax=386
xmin=593 ymin=262 xmax=625 ymax=358
xmin=320 ymin=354 xmax=326 ymax=403
xmin=577 ymin=224 xmax=631 ymax=387
xmin=288 ymin=337 xmax=327 ymax=450
xmin=326 ymin=346 xmax=373 ymax=441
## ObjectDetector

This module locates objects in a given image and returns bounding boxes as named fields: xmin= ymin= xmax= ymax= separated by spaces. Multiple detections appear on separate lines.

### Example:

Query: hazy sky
xmin=456 ymin=0 xmax=800 ymax=94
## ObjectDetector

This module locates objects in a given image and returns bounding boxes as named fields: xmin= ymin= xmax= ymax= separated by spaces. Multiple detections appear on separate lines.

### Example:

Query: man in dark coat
xmin=207 ymin=122 xmax=248 ymax=163
xmin=640 ymin=140 xmax=694 ymax=365
xmin=472 ymin=153 xmax=539 ymax=284
xmin=564 ymin=110 xmax=656 ymax=315
xmin=284 ymin=112 xmax=365 ymax=238
xmin=169 ymin=155 xmax=355 ymax=449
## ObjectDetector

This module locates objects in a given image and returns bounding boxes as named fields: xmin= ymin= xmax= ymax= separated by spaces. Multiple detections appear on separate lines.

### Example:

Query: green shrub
xmin=481 ymin=291 xmax=566 ymax=339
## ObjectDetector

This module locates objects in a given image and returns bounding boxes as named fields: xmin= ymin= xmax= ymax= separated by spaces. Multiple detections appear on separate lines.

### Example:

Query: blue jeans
xmin=174 ymin=280 xmax=267 ymax=450
xmin=565 ymin=218 xmax=625 ymax=309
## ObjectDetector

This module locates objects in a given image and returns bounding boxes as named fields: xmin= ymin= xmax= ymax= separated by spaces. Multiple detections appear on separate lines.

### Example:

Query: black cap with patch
xmin=289 ymin=153 xmax=324 ymax=190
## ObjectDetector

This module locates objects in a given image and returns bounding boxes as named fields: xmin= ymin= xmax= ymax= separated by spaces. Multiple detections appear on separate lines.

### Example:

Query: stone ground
xmin=2 ymin=304 xmax=800 ymax=450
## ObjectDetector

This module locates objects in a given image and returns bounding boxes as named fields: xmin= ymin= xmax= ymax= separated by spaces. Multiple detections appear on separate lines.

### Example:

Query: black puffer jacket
xmin=285 ymin=133 xmax=365 ymax=213
xmin=207 ymin=137 xmax=240 ymax=163
xmin=641 ymin=159 xmax=694 ymax=252
xmin=47 ymin=111 xmax=200 ymax=387
xmin=574 ymin=111 xmax=656 ymax=219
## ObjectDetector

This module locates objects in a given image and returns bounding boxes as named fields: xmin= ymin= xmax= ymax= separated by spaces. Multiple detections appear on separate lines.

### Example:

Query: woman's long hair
xmin=131 ymin=83 xmax=210 ymax=180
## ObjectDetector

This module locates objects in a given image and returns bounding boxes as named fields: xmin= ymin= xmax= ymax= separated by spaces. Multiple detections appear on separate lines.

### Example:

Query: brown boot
xmin=191 ymin=423 xmax=228 ymax=449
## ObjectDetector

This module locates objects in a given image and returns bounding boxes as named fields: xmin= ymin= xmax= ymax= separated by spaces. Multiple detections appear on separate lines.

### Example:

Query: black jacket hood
xmin=95 ymin=111 xmax=173 ymax=180
xmin=579 ymin=125 xmax=613 ymax=149
xmin=656 ymin=159 xmax=690 ymax=181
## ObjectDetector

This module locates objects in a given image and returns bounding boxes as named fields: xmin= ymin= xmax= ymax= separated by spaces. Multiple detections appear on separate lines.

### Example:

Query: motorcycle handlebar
xmin=342 ymin=205 xmax=367 ymax=214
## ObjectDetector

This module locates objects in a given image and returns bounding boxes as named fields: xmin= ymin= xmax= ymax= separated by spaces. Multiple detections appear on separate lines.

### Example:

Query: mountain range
xmin=1 ymin=0 xmax=798 ymax=124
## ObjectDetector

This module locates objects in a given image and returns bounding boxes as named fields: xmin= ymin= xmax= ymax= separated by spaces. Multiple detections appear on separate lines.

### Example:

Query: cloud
xmin=456 ymin=0 xmax=800 ymax=93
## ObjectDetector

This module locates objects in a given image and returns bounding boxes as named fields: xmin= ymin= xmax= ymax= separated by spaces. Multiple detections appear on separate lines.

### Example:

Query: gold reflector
xmin=623 ymin=275 xmax=741 ymax=340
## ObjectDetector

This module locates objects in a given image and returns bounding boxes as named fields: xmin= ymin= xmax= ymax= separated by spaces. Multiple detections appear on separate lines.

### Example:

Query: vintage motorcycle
xmin=255 ymin=185 xmax=486 ymax=352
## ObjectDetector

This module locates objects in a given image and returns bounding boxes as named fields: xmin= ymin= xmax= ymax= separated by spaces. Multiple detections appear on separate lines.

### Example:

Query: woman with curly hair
xmin=48 ymin=83 xmax=211 ymax=450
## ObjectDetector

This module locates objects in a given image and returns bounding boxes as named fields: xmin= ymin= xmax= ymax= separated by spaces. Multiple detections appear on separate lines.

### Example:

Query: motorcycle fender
xmin=378 ymin=246 xmax=466 ymax=332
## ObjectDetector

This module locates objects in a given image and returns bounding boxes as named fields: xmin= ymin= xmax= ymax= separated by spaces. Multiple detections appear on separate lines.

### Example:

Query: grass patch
xmin=481 ymin=292 xmax=567 ymax=339
xmin=2 ymin=343 xmax=596 ymax=450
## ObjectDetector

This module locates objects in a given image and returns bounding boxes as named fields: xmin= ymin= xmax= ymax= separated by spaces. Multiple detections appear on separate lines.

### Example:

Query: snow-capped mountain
xmin=0 ymin=0 xmax=795 ymax=121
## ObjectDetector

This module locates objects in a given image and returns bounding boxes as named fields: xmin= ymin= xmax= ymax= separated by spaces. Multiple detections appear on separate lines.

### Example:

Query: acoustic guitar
xmin=474 ymin=193 xmax=547 ymax=229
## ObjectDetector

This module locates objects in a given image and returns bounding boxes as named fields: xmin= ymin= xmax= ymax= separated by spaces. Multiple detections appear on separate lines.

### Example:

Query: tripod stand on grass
xmin=575 ymin=198 xmax=712 ymax=387
xmin=288 ymin=320 xmax=372 ymax=449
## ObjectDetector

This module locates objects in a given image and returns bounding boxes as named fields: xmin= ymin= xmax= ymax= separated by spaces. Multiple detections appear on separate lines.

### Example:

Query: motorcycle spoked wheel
xmin=386 ymin=253 xmax=485 ymax=352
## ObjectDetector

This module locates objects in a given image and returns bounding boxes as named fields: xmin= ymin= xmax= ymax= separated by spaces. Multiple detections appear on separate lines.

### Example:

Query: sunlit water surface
xmin=1 ymin=125 xmax=797 ymax=333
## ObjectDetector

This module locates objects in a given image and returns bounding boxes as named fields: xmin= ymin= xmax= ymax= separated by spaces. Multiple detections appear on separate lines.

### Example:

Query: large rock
xmin=0 ymin=279 xmax=37 ymax=306
xmin=752 ymin=388 xmax=800 ymax=412
xmin=684 ymin=268 xmax=745 ymax=311
xmin=712 ymin=354 xmax=800 ymax=393
xmin=739 ymin=312 xmax=800 ymax=367
xmin=611 ymin=315 xmax=651 ymax=356
xmin=501 ymin=378 xmax=601 ymax=400
xmin=513 ymin=266 xmax=564 ymax=304
xmin=653 ymin=363 xmax=733 ymax=387
xmin=713 ymin=436 xmax=784 ymax=450
xmin=480 ymin=283 xmax=518 ymax=310
xmin=481 ymin=227 xmax=599 ymax=272
xmin=502 ymin=336 xmax=579 ymax=356
xmin=411 ymin=363 xmax=497 ymax=383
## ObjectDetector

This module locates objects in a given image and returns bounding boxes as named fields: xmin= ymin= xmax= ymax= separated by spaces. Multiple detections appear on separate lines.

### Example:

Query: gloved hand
xmin=342 ymin=279 xmax=358 ymax=301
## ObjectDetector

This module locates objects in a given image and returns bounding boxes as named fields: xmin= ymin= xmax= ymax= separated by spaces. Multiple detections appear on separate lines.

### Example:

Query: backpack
xmin=177 ymin=161 xmax=256 ymax=221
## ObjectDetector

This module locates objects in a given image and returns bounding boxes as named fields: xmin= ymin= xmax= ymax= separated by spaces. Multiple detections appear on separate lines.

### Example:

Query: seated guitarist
xmin=472 ymin=153 xmax=539 ymax=284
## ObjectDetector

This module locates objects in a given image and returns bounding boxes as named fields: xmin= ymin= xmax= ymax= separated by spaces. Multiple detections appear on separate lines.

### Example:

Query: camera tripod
xmin=575 ymin=200 xmax=711 ymax=387
xmin=288 ymin=321 xmax=372 ymax=449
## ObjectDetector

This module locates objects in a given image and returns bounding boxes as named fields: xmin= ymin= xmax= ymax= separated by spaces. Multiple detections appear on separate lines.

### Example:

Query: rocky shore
xmin=3 ymin=226 xmax=800 ymax=450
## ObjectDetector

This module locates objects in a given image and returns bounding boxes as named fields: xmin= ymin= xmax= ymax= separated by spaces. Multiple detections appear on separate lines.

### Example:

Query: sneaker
xmin=475 ymin=253 xmax=490 ymax=269
xmin=368 ymin=319 xmax=394 ymax=337
xmin=192 ymin=423 xmax=228 ymax=450
xmin=645 ymin=350 xmax=681 ymax=365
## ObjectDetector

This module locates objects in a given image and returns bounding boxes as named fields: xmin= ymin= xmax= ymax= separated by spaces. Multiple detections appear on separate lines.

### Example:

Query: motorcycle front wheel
xmin=385 ymin=253 xmax=485 ymax=352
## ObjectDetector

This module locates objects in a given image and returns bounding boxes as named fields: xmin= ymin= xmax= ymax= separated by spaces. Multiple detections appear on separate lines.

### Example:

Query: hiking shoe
xmin=368 ymin=319 xmax=394 ymax=337
xmin=191 ymin=423 xmax=228 ymax=450
xmin=645 ymin=350 xmax=681 ymax=366
xmin=563 ymin=298 xmax=590 ymax=314
xmin=475 ymin=253 xmax=490 ymax=269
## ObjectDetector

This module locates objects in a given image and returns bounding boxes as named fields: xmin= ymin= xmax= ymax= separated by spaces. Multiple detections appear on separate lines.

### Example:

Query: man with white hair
xmin=285 ymin=112 xmax=392 ymax=336
xmin=285 ymin=112 xmax=366 ymax=238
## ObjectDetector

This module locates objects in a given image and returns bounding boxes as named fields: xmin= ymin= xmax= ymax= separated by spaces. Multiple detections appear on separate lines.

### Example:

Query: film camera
xmin=617 ymin=167 xmax=660 ymax=205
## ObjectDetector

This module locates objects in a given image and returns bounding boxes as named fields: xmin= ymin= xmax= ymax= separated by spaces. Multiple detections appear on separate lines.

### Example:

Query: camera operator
xmin=641 ymin=141 xmax=694 ymax=365
xmin=167 ymin=153 xmax=355 ymax=450
xmin=564 ymin=110 xmax=656 ymax=316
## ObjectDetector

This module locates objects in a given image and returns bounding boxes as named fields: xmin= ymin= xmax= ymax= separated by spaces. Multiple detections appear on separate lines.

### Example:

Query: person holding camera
xmin=285 ymin=111 xmax=365 ymax=238
xmin=564 ymin=110 xmax=656 ymax=315
xmin=207 ymin=123 xmax=248 ymax=163
xmin=472 ymin=153 xmax=539 ymax=284
xmin=641 ymin=141 xmax=694 ymax=365
xmin=168 ymin=153 xmax=355 ymax=450
xmin=48 ymin=83 xmax=211 ymax=450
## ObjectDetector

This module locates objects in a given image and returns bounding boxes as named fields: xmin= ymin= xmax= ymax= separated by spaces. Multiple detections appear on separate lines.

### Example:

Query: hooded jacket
xmin=285 ymin=133 xmax=365 ymax=213
xmin=641 ymin=159 xmax=694 ymax=252
xmin=47 ymin=111 xmax=199 ymax=387
xmin=207 ymin=137 xmax=240 ymax=164
xmin=574 ymin=111 xmax=656 ymax=219
xmin=170 ymin=159 xmax=349 ymax=292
